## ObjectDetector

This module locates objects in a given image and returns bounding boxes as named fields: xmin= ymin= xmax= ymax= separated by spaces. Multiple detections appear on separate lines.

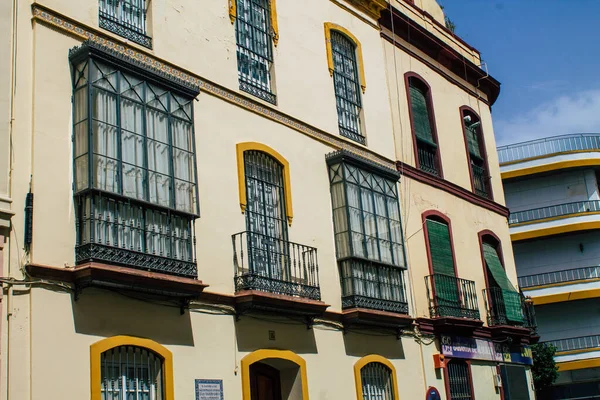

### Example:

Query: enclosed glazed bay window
xmin=98 ymin=0 xmax=152 ymax=48
xmin=407 ymin=76 xmax=441 ymax=176
xmin=70 ymin=42 xmax=199 ymax=278
xmin=327 ymin=151 xmax=408 ymax=314
xmin=331 ymin=31 xmax=364 ymax=145
xmin=235 ymin=0 xmax=276 ymax=104
xmin=462 ymin=110 xmax=491 ymax=199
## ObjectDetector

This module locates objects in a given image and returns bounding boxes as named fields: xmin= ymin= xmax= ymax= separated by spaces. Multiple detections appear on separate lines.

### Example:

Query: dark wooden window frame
xmin=443 ymin=358 xmax=476 ymax=400
xmin=404 ymin=72 xmax=443 ymax=177
xmin=460 ymin=106 xmax=493 ymax=200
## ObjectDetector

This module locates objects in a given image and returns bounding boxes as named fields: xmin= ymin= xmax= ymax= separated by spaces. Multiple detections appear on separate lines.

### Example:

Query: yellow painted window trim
xmin=558 ymin=357 xmax=600 ymax=372
xmin=324 ymin=22 xmax=367 ymax=93
xmin=241 ymin=349 xmax=309 ymax=399
xmin=229 ymin=0 xmax=279 ymax=45
xmin=236 ymin=142 xmax=293 ymax=225
xmin=353 ymin=355 xmax=400 ymax=400
xmin=90 ymin=335 xmax=174 ymax=400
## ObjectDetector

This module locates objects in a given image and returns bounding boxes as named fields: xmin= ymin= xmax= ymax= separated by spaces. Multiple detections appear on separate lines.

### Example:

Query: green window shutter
xmin=483 ymin=243 xmax=523 ymax=324
xmin=426 ymin=219 xmax=459 ymax=306
xmin=409 ymin=83 xmax=434 ymax=143
xmin=466 ymin=124 xmax=481 ymax=159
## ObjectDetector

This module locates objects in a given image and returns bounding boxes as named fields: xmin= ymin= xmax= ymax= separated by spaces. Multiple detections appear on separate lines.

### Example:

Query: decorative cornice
xmin=32 ymin=3 xmax=395 ymax=172
xmin=327 ymin=150 xmax=400 ymax=181
xmin=397 ymin=161 xmax=510 ymax=218
xmin=343 ymin=0 xmax=388 ymax=19
xmin=69 ymin=40 xmax=200 ymax=97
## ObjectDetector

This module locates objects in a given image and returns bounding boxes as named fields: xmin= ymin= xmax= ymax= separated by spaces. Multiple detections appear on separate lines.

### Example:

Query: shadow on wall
xmin=235 ymin=316 xmax=318 ymax=354
xmin=71 ymin=287 xmax=195 ymax=346
xmin=343 ymin=331 xmax=406 ymax=359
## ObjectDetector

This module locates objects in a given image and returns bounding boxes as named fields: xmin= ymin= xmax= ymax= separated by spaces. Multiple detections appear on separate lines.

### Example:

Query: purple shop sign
xmin=440 ymin=335 xmax=533 ymax=365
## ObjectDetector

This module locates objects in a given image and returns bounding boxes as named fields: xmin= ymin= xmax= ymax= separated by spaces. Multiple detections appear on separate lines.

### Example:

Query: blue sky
xmin=438 ymin=0 xmax=600 ymax=145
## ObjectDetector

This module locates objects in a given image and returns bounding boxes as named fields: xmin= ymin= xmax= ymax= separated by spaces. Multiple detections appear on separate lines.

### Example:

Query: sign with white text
xmin=195 ymin=379 xmax=224 ymax=400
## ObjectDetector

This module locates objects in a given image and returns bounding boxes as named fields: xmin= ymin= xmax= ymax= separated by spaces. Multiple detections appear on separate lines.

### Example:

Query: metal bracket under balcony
xmin=232 ymin=231 xmax=326 ymax=318
xmin=424 ymin=274 xmax=482 ymax=333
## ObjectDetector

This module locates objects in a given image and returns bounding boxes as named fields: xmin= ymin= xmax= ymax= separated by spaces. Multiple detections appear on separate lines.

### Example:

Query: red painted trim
xmin=396 ymin=160 xmax=510 ymax=218
xmin=404 ymin=72 xmax=444 ymax=178
xmin=460 ymin=106 xmax=494 ymax=201
xmin=379 ymin=7 xmax=500 ymax=106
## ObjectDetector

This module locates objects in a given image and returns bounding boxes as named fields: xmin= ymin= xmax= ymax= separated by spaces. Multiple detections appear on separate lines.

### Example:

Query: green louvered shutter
xmin=483 ymin=243 xmax=524 ymax=324
xmin=426 ymin=219 xmax=459 ymax=308
xmin=409 ymin=83 xmax=434 ymax=143
xmin=466 ymin=123 xmax=481 ymax=159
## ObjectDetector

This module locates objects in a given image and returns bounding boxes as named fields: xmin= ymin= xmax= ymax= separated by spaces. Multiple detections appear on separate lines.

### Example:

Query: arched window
xmin=461 ymin=107 xmax=492 ymax=199
xmin=234 ymin=0 xmax=277 ymax=104
xmin=331 ymin=30 xmax=364 ymax=144
xmin=480 ymin=232 xmax=524 ymax=326
xmin=360 ymin=362 xmax=396 ymax=400
xmin=354 ymin=356 xmax=399 ymax=400
xmin=91 ymin=336 xmax=173 ymax=400
xmin=101 ymin=345 xmax=164 ymax=399
xmin=406 ymin=74 xmax=441 ymax=176
xmin=446 ymin=359 xmax=473 ymax=400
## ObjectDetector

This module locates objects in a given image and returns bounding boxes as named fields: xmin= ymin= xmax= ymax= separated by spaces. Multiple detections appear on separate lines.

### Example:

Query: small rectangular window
xmin=235 ymin=0 xmax=276 ymax=104
xmin=98 ymin=0 xmax=152 ymax=48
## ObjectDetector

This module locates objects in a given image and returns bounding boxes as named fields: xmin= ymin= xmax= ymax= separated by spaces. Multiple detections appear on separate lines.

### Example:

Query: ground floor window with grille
xmin=360 ymin=362 xmax=396 ymax=400
xmin=446 ymin=360 xmax=473 ymax=400
xmin=101 ymin=345 xmax=164 ymax=400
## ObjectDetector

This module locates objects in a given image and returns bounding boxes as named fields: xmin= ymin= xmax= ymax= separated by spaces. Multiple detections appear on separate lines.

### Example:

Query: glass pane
xmin=74 ymin=88 xmax=88 ymax=123
xmin=121 ymin=98 xmax=144 ymax=134
xmin=75 ymin=155 xmax=89 ymax=192
xmin=74 ymin=121 xmax=88 ymax=157
xmin=94 ymin=155 xmax=119 ymax=193
xmin=148 ymin=171 xmax=172 ymax=208
xmin=122 ymin=163 xmax=146 ymax=201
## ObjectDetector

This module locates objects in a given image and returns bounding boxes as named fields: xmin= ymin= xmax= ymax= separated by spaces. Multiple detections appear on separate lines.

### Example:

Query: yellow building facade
xmin=1 ymin=0 xmax=536 ymax=399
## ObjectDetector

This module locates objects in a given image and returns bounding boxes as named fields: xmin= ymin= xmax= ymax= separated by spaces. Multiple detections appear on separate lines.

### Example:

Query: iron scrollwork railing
xmin=471 ymin=162 xmax=489 ymax=198
xmin=232 ymin=231 xmax=321 ymax=300
xmin=508 ymin=200 xmax=600 ymax=225
xmin=98 ymin=0 xmax=152 ymax=48
xmin=417 ymin=139 xmax=439 ymax=176
xmin=425 ymin=274 xmax=480 ymax=320
xmin=339 ymin=258 xmax=409 ymax=314
xmin=482 ymin=287 xmax=537 ymax=331
xmin=75 ymin=192 xmax=197 ymax=278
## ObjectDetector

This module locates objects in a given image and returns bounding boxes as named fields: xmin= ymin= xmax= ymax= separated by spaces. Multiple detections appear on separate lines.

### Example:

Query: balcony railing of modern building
xmin=542 ymin=334 xmax=600 ymax=354
xmin=482 ymin=287 xmax=537 ymax=331
xmin=497 ymin=133 xmax=600 ymax=165
xmin=425 ymin=274 xmax=480 ymax=320
xmin=519 ymin=265 xmax=600 ymax=289
xmin=232 ymin=231 xmax=321 ymax=301
xmin=508 ymin=200 xmax=600 ymax=226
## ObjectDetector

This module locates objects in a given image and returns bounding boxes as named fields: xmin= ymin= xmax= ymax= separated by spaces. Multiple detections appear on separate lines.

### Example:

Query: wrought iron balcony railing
xmin=542 ymin=334 xmax=600 ymax=353
xmin=339 ymin=258 xmax=409 ymax=314
xmin=482 ymin=287 xmax=537 ymax=331
xmin=232 ymin=231 xmax=321 ymax=300
xmin=471 ymin=162 xmax=489 ymax=198
xmin=75 ymin=192 xmax=197 ymax=278
xmin=99 ymin=0 xmax=152 ymax=48
xmin=425 ymin=274 xmax=480 ymax=320
xmin=497 ymin=133 xmax=600 ymax=164
xmin=417 ymin=139 xmax=439 ymax=176
xmin=519 ymin=265 xmax=600 ymax=288
xmin=508 ymin=200 xmax=600 ymax=225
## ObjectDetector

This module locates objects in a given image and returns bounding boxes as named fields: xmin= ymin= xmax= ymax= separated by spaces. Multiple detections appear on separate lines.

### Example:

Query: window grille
xmin=235 ymin=0 xmax=276 ymax=104
xmin=408 ymin=78 xmax=440 ymax=175
xmin=99 ymin=0 xmax=152 ymax=48
xmin=331 ymin=31 xmax=364 ymax=144
xmin=447 ymin=360 xmax=473 ymax=400
xmin=244 ymin=150 xmax=289 ymax=276
xmin=361 ymin=362 xmax=395 ymax=400
xmin=71 ymin=54 xmax=198 ymax=277
xmin=101 ymin=345 xmax=164 ymax=400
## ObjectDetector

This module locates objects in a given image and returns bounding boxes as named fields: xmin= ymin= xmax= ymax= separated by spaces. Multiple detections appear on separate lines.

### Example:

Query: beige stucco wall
xmin=383 ymin=32 xmax=506 ymax=206
xmin=0 ymin=0 xmax=12 ymax=215
xmin=0 ymin=1 xmax=529 ymax=400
